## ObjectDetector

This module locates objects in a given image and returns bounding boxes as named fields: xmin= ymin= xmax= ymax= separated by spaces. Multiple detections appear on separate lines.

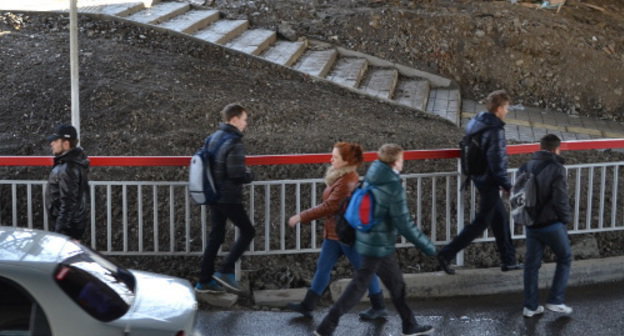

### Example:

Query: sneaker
xmin=501 ymin=263 xmax=523 ymax=272
xmin=523 ymin=305 xmax=544 ymax=318
xmin=402 ymin=324 xmax=434 ymax=336
xmin=194 ymin=280 xmax=224 ymax=294
xmin=437 ymin=255 xmax=455 ymax=275
xmin=212 ymin=272 xmax=243 ymax=294
xmin=546 ymin=303 xmax=573 ymax=314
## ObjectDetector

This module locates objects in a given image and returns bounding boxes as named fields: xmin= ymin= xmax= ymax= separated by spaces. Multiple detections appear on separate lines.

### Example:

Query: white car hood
xmin=116 ymin=269 xmax=197 ymax=334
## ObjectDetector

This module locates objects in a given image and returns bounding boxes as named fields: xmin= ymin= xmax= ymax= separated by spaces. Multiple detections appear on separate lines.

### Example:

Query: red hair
xmin=334 ymin=142 xmax=364 ymax=166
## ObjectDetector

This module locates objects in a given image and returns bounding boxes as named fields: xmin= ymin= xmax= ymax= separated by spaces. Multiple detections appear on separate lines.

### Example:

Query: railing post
xmin=456 ymin=158 xmax=465 ymax=266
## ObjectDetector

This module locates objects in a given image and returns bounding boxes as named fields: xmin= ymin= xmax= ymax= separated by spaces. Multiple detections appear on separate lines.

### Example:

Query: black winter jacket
xmin=45 ymin=147 xmax=90 ymax=238
xmin=466 ymin=111 xmax=512 ymax=191
xmin=518 ymin=150 xmax=571 ymax=228
xmin=204 ymin=123 xmax=254 ymax=204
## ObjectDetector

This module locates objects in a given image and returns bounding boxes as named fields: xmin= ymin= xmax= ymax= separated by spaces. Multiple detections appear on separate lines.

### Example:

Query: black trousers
xmin=317 ymin=253 xmax=417 ymax=334
xmin=440 ymin=184 xmax=517 ymax=265
xmin=199 ymin=203 xmax=255 ymax=283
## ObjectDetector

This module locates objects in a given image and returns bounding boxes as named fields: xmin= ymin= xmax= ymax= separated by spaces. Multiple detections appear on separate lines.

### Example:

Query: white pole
xmin=69 ymin=0 xmax=80 ymax=138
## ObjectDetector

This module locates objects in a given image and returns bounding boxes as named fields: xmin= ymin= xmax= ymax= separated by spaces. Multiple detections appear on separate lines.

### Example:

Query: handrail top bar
xmin=1 ymin=139 xmax=623 ymax=167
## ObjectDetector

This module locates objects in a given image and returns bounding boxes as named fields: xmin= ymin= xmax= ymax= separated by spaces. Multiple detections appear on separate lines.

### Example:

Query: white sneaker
xmin=546 ymin=303 xmax=573 ymax=314
xmin=523 ymin=305 xmax=545 ymax=318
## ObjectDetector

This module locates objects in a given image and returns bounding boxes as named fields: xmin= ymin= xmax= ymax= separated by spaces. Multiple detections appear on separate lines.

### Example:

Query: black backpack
xmin=459 ymin=127 xmax=492 ymax=177
xmin=335 ymin=182 xmax=365 ymax=246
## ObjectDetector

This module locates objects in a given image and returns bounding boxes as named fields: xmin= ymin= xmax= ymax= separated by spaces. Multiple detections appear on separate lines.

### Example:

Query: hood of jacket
xmin=529 ymin=150 xmax=565 ymax=166
xmin=365 ymin=160 xmax=399 ymax=191
xmin=218 ymin=122 xmax=244 ymax=138
xmin=54 ymin=147 xmax=89 ymax=168
xmin=466 ymin=111 xmax=504 ymax=136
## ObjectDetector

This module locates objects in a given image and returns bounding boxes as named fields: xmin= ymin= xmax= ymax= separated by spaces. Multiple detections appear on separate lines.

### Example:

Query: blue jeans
xmin=310 ymin=239 xmax=382 ymax=296
xmin=523 ymin=222 xmax=572 ymax=310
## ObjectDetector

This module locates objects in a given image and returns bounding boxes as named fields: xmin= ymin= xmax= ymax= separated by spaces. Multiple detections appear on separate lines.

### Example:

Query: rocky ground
xmin=1 ymin=1 xmax=624 ymax=310
xmin=212 ymin=0 xmax=624 ymax=120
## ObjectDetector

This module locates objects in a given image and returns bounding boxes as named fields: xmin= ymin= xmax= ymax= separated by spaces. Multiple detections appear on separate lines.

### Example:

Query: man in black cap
xmin=45 ymin=124 xmax=90 ymax=241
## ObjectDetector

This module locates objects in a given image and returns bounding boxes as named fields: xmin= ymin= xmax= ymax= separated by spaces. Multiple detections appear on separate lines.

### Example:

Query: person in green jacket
xmin=315 ymin=144 xmax=437 ymax=336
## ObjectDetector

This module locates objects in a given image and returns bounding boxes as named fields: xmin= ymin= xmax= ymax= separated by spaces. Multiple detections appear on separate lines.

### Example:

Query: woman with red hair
xmin=286 ymin=142 xmax=386 ymax=320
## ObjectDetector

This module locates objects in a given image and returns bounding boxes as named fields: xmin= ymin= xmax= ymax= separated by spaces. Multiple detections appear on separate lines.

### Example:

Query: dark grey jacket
xmin=519 ymin=150 xmax=571 ymax=228
xmin=205 ymin=123 xmax=254 ymax=204
xmin=45 ymin=147 xmax=90 ymax=238
xmin=466 ymin=111 xmax=512 ymax=191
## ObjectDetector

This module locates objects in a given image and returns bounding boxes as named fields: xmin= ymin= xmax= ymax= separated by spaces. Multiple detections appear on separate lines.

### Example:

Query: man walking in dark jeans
xmin=521 ymin=134 xmax=573 ymax=318
xmin=315 ymin=144 xmax=436 ymax=336
xmin=195 ymin=103 xmax=255 ymax=294
xmin=438 ymin=90 xmax=521 ymax=275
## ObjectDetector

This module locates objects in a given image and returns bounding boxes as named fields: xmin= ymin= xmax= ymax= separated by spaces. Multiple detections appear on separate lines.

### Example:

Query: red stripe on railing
xmin=1 ymin=139 xmax=623 ymax=167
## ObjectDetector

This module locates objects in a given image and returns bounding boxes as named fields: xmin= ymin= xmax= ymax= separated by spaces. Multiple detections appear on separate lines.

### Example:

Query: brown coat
xmin=299 ymin=166 xmax=359 ymax=240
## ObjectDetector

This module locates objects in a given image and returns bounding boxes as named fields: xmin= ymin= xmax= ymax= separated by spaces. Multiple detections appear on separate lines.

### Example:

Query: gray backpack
xmin=510 ymin=161 xmax=552 ymax=226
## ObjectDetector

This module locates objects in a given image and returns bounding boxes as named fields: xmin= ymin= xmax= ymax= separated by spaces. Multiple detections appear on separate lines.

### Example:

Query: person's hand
xmin=288 ymin=215 xmax=301 ymax=228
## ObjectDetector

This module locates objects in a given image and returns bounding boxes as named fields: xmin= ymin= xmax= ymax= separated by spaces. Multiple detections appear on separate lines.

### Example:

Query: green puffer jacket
xmin=354 ymin=160 xmax=437 ymax=258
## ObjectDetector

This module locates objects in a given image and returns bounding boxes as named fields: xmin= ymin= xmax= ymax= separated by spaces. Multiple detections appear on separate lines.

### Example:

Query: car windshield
xmin=53 ymin=247 xmax=136 ymax=322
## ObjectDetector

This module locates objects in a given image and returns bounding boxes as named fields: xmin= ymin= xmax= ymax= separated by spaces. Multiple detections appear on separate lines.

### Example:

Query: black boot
xmin=286 ymin=290 xmax=320 ymax=318
xmin=359 ymin=292 xmax=388 ymax=321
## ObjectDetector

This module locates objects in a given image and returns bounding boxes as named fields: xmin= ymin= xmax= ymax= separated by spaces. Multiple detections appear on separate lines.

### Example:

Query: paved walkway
xmin=3 ymin=0 xmax=624 ymax=144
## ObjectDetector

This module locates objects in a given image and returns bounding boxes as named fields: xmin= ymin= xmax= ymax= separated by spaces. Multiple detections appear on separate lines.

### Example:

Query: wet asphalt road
xmin=193 ymin=280 xmax=624 ymax=336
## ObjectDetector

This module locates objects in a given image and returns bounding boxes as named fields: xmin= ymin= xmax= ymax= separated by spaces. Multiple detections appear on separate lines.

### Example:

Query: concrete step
xmin=158 ymin=9 xmax=219 ymax=34
xmin=225 ymin=29 xmax=276 ymax=56
xmin=394 ymin=77 xmax=430 ymax=113
xmin=97 ymin=2 xmax=146 ymax=17
xmin=194 ymin=19 xmax=249 ymax=44
xmin=359 ymin=68 xmax=399 ymax=100
xmin=126 ymin=1 xmax=190 ymax=25
xmin=261 ymin=40 xmax=307 ymax=67
xmin=326 ymin=57 xmax=368 ymax=88
xmin=426 ymin=88 xmax=461 ymax=124
xmin=294 ymin=49 xmax=338 ymax=78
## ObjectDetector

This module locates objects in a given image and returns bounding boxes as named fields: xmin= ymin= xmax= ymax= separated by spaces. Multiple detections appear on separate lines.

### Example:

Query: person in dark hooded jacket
xmin=195 ymin=103 xmax=255 ymax=295
xmin=520 ymin=134 xmax=573 ymax=318
xmin=438 ymin=90 xmax=521 ymax=275
xmin=315 ymin=144 xmax=436 ymax=336
xmin=45 ymin=124 xmax=90 ymax=241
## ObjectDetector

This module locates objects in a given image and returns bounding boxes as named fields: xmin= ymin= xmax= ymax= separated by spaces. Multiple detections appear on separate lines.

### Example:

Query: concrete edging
xmin=254 ymin=256 xmax=624 ymax=307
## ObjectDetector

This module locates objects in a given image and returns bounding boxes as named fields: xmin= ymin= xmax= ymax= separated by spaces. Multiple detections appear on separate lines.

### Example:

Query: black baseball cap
xmin=47 ymin=124 xmax=78 ymax=142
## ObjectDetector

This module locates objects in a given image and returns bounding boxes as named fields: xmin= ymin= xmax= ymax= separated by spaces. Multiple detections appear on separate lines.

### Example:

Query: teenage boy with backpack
xmin=195 ymin=103 xmax=255 ymax=294
xmin=437 ymin=90 xmax=521 ymax=275
xmin=520 ymin=134 xmax=573 ymax=318
xmin=315 ymin=144 xmax=437 ymax=336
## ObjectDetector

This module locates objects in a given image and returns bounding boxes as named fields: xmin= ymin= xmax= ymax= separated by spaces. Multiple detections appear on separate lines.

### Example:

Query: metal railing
xmin=2 ymin=161 xmax=624 ymax=258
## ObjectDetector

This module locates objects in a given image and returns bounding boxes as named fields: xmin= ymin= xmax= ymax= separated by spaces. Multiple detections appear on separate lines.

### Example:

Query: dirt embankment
xmin=215 ymin=0 xmax=624 ymax=120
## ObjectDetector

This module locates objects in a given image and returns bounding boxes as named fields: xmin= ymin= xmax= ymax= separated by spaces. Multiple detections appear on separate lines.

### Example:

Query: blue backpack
xmin=344 ymin=184 xmax=377 ymax=232
xmin=188 ymin=133 xmax=235 ymax=205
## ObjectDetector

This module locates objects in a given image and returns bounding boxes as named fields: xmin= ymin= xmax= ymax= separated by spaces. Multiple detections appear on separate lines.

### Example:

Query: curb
xmin=253 ymin=256 xmax=624 ymax=307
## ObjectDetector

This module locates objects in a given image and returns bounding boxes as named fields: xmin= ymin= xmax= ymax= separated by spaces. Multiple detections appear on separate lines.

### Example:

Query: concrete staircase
xmin=81 ymin=0 xmax=461 ymax=125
